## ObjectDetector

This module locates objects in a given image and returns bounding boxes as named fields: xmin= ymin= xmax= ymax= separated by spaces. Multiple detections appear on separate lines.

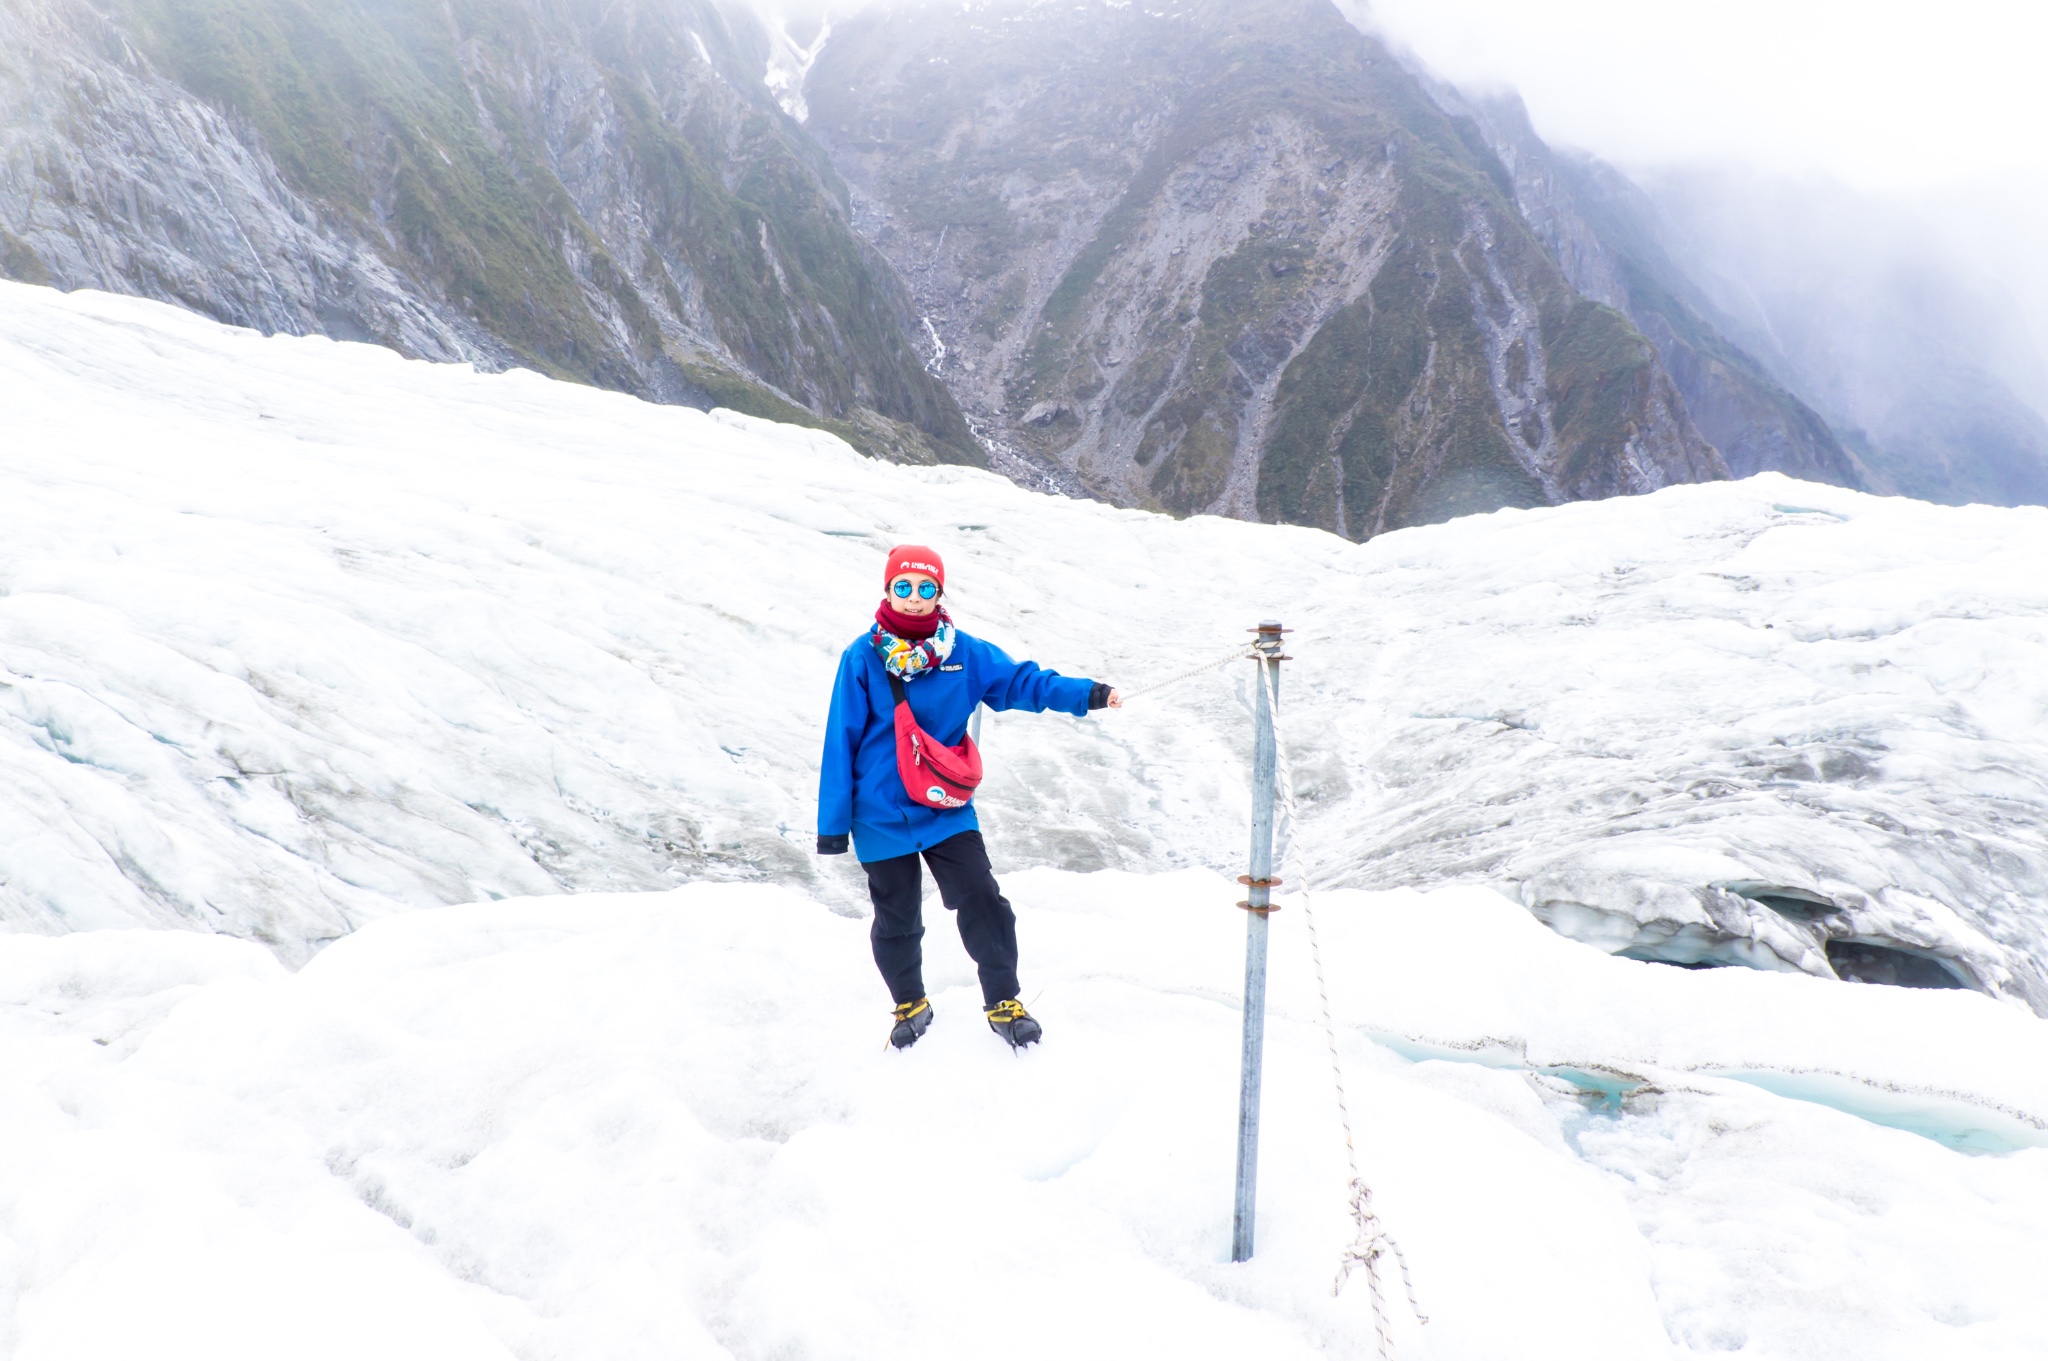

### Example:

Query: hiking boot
xmin=985 ymin=999 xmax=1042 ymax=1049
xmin=889 ymin=997 xmax=934 ymax=1050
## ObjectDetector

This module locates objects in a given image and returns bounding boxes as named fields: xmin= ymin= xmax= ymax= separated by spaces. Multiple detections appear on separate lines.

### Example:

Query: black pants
xmin=862 ymin=830 xmax=1019 ymax=1008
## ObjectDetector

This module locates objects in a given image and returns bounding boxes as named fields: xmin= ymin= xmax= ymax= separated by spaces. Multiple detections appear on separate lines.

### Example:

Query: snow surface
xmin=3 ymin=280 xmax=2046 ymax=1007
xmin=5 ymin=874 xmax=2048 ymax=1360
xmin=3 ymin=281 xmax=2048 ymax=1355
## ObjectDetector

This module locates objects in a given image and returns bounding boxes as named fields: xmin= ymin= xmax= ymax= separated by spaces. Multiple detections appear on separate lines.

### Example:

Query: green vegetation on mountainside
xmin=1132 ymin=238 xmax=1324 ymax=512
xmin=1258 ymin=221 xmax=1547 ymax=534
xmin=110 ymin=0 xmax=976 ymax=464
xmin=816 ymin=0 xmax=1697 ymax=534
xmin=120 ymin=0 xmax=645 ymax=386
xmin=1613 ymin=250 xmax=1851 ymax=482
xmin=1536 ymin=149 xmax=1859 ymax=487
xmin=1229 ymin=2 xmax=1651 ymax=531
xmin=1542 ymin=299 xmax=1655 ymax=486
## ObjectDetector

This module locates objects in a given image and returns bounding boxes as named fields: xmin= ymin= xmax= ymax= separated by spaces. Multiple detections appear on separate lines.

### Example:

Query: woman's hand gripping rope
xmin=1258 ymin=661 xmax=1427 ymax=1359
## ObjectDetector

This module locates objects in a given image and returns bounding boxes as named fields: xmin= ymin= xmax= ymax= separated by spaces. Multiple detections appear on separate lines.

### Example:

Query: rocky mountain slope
xmin=805 ymin=0 xmax=1730 ymax=537
xmin=0 ymin=0 xmax=976 ymax=463
xmin=1445 ymin=91 xmax=1866 ymax=489
xmin=10 ymin=0 xmax=2026 ymax=527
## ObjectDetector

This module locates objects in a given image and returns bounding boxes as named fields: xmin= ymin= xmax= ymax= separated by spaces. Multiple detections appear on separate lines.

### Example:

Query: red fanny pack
xmin=887 ymin=673 xmax=983 ymax=810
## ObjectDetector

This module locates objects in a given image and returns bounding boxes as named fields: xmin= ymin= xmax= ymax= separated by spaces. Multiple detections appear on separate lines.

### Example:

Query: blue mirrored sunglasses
xmin=892 ymin=578 xmax=940 ymax=600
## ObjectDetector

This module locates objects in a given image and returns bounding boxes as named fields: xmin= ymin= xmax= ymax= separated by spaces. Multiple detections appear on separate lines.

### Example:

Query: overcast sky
xmin=1354 ymin=0 xmax=2048 ymax=192
xmin=773 ymin=0 xmax=2048 ymax=373
xmin=1349 ymin=0 xmax=2048 ymax=383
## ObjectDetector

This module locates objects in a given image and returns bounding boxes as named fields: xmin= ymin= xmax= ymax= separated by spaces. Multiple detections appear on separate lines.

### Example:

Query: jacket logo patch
xmin=940 ymin=664 xmax=964 ymax=671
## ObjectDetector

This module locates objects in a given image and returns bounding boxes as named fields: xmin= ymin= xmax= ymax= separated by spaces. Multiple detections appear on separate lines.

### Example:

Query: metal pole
xmin=1232 ymin=619 xmax=1285 ymax=1263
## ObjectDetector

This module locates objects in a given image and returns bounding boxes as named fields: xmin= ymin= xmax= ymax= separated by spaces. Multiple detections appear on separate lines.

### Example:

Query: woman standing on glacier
xmin=817 ymin=544 xmax=1119 ymax=1051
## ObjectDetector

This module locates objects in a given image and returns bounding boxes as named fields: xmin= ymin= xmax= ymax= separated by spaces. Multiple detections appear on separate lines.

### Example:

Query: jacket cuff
xmin=1087 ymin=682 xmax=1112 ymax=711
xmin=816 ymin=833 xmax=850 ymax=855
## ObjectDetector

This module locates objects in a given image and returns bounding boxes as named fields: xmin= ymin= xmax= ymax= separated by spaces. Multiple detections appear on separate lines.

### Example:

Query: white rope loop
xmin=1256 ymin=658 xmax=1427 ymax=1356
xmin=1335 ymin=1178 xmax=1428 ymax=1358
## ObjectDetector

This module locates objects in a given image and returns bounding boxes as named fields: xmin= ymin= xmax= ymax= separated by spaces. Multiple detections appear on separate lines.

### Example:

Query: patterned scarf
xmin=871 ymin=605 xmax=956 ymax=680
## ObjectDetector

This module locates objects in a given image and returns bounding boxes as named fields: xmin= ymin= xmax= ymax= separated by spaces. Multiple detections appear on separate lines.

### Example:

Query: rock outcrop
xmin=806 ymin=0 xmax=1727 ymax=537
xmin=0 ymin=0 xmax=978 ymax=464
xmin=9 ymin=0 xmax=1946 ymax=529
xmin=1446 ymin=90 xmax=1866 ymax=489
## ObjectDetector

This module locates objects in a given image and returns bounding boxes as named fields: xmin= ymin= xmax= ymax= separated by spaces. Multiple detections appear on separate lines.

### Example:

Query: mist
xmin=1643 ymin=169 xmax=2048 ymax=424
xmin=10 ymin=0 xmax=2044 ymax=505
xmin=1347 ymin=0 xmax=2048 ymax=430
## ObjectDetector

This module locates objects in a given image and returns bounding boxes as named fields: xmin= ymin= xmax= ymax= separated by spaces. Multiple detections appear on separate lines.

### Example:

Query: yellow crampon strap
xmin=984 ymin=999 xmax=1029 ymax=1022
xmin=893 ymin=997 xmax=931 ymax=1022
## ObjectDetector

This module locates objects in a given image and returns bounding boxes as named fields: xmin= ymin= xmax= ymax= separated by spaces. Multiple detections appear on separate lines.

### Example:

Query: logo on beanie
xmin=899 ymin=560 xmax=940 ymax=576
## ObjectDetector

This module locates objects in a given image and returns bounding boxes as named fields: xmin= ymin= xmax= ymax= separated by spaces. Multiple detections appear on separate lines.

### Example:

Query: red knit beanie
xmin=883 ymin=544 xmax=946 ymax=593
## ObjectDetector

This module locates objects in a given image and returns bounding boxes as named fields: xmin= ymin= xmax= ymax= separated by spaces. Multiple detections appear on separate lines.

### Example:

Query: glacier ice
xmin=4 ymin=280 xmax=2045 ymax=1011
xmin=1 ymin=875 xmax=2044 ymax=1358
xmin=4 ymin=280 xmax=2048 ymax=1357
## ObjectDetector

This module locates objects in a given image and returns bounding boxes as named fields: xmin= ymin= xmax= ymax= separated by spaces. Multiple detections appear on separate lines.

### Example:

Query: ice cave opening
xmin=1826 ymin=939 xmax=1972 ymax=990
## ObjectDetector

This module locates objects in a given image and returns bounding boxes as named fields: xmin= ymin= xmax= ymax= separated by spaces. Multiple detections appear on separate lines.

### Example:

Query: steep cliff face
xmin=0 ymin=0 xmax=976 ymax=463
xmin=806 ymin=0 xmax=1725 ymax=537
xmin=0 ymin=0 xmax=478 ymax=361
xmin=1451 ymin=92 xmax=1866 ymax=489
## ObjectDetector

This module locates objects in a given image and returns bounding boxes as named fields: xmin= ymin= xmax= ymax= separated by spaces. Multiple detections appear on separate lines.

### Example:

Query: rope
xmin=1115 ymin=644 xmax=1259 ymax=702
xmin=1257 ymin=659 xmax=1427 ymax=1357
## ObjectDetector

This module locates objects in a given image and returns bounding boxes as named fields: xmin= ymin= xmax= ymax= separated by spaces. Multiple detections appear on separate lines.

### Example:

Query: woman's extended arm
xmin=978 ymin=638 xmax=1106 ymax=716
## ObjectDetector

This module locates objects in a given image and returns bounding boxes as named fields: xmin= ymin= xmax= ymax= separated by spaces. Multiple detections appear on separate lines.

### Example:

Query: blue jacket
xmin=819 ymin=628 xmax=1100 ymax=862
